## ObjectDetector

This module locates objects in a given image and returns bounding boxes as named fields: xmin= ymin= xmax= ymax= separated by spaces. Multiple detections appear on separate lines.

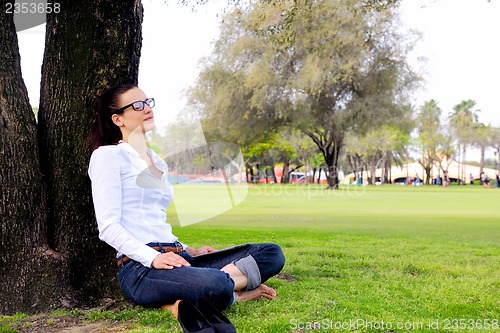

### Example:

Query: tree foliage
xmin=415 ymin=99 xmax=443 ymax=184
xmin=189 ymin=0 xmax=418 ymax=189
xmin=449 ymin=99 xmax=480 ymax=183
xmin=345 ymin=125 xmax=410 ymax=184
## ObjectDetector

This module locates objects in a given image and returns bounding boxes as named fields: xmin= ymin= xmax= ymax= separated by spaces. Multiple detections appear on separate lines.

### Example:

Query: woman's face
xmin=112 ymin=87 xmax=156 ymax=134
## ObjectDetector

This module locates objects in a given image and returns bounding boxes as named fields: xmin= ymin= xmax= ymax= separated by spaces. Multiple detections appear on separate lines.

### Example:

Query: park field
xmin=168 ymin=184 xmax=500 ymax=333
xmin=1 ymin=185 xmax=499 ymax=332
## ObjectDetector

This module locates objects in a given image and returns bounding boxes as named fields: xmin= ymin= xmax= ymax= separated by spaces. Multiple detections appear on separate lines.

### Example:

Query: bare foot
xmin=161 ymin=300 xmax=181 ymax=318
xmin=234 ymin=284 xmax=277 ymax=302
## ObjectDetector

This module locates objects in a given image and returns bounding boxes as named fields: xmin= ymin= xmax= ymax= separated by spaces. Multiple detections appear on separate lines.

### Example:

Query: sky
xmin=16 ymin=0 xmax=500 ymax=161
xmin=399 ymin=0 xmax=500 ymax=127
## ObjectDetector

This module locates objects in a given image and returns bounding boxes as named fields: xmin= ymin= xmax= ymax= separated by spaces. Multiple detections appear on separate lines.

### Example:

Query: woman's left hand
xmin=186 ymin=246 xmax=217 ymax=256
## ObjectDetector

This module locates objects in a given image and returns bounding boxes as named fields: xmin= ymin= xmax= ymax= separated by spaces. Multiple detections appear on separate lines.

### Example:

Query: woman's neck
xmin=122 ymin=131 xmax=148 ymax=159
xmin=121 ymin=130 xmax=162 ymax=177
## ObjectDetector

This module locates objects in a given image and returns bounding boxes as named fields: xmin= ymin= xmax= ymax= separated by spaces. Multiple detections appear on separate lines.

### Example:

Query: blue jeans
xmin=117 ymin=242 xmax=285 ymax=310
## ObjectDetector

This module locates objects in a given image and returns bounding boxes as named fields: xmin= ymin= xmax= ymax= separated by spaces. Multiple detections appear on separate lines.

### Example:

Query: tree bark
xmin=304 ymin=127 xmax=342 ymax=189
xmin=281 ymin=159 xmax=289 ymax=184
xmin=330 ymin=136 xmax=343 ymax=189
xmin=324 ymin=141 xmax=342 ymax=189
xmin=1 ymin=0 xmax=143 ymax=314
xmin=479 ymin=144 xmax=485 ymax=175
xmin=0 ymin=0 xmax=69 ymax=314
xmin=37 ymin=0 xmax=143 ymax=304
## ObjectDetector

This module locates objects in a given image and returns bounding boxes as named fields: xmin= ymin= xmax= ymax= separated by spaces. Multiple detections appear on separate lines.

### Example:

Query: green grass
xmin=169 ymin=184 xmax=500 ymax=332
xmin=1 ymin=185 xmax=499 ymax=332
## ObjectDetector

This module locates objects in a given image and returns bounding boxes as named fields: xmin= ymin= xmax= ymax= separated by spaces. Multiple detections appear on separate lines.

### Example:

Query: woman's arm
xmin=89 ymin=147 xmax=159 ymax=267
xmin=185 ymin=246 xmax=217 ymax=256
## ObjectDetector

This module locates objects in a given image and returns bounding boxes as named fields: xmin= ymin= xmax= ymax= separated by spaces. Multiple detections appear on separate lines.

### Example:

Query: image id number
xmin=442 ymin=318 xmax=499 ymax=330
xmin=5 ymin=2 xmax=60 ymax=14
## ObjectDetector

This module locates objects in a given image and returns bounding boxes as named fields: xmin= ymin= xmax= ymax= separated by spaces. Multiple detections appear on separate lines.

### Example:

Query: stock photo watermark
xmin=251 ymin=180 xmax=366 ymax=199
xmin=140 ymin=121 xmax=367 ymax=226
xmin=5 ymin=0 xmax=60 ymax=32
xmin=157 ymin=138 xmax=366 ymax=226
xmin=289 ymin=318 xmax=499 ymax=331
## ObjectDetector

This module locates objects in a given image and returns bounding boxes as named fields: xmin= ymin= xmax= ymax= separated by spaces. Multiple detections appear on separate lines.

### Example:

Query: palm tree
xmin=490 ymin=127 xmax=500 ymax=173
xmin=417 ymin=100 xmax=442 ymax=184
xmin=471 ymin=123 xmax=494 ymax=175
xmin=449 ymin=99 xmax=480 ymax=184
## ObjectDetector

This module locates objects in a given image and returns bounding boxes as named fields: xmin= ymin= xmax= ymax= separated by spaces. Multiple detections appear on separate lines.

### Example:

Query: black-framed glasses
xmin=114 ymin=98 xmax=155 ymax=113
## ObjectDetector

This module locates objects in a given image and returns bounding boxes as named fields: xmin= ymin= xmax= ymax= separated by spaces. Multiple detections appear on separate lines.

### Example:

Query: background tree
xmin=471 ymin=122 xmax=494 ymax=175
xmin=491 ymin=127 xmax=500 ymax=172
xmin=415 ymin=99 xmax=442 ymax=184
xmin=344 ymin=132 xmax=366 ymax=183
xmin=189 ymin=0 xmax=418 ymax=189
xmin=345 ymin=126 xmax=409 ymax=185
xmin=268 ymin=129 xmax=301 ymax=183
xmin=1 ymin=0 xmax=143 ymax=313
xmin=433 ymin=130 xmax=455 ymax=183
xmin=449 ymin=99 xmax=480 ymax=184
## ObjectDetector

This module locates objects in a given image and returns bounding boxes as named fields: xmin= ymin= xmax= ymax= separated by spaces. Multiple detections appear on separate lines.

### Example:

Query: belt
xmin=117 ymin=243 xmax=183 ymax=267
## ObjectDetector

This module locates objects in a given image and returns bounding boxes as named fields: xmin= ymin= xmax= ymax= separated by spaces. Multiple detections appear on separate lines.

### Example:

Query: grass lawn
xmin=1 ymin=184 xmax=499 ymax=332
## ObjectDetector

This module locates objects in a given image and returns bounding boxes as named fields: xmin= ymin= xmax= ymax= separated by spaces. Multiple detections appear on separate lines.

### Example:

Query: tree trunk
xmin=479 ymin=144 xmax=485 ymax=175
xmin=246 ymin=163 xmax=252 ymax=183
xmin=281 ymin=159 xmax=289 ymax=184
xmin=324 ymin=141 xmax=342 ymax=189
xmin=37 ymin=0 xmax=143 ymax=304
xmin=1 ymin=0 xmax=142 ymax=313
xmin=384 ymin=157 xmax=391 ymax=184
xmin=311 ymin=167 xmax=316 ymax=184
xmin=0 ymin=2 xmax=71 ymax=314
xmin=497 ymin=149 xmax=500 ymax=173
xmin=369 ymin=160 xmax=376 ymax=185
xmin=424 ymin=164 xmax=431 ymax=185
xmin=462 ymin=145 xmax=467 ymax=185
xmin=346 ymin=154 xmax=355 ymax=179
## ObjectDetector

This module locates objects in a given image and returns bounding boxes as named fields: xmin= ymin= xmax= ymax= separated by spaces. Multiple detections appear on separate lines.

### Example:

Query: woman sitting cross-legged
xmin=88 ymin=84 xmax=285 ymax=326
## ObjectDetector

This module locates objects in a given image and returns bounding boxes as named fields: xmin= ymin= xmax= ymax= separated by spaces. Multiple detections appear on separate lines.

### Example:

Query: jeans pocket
xmin=118 ymin=261 xmax=148 ymax=303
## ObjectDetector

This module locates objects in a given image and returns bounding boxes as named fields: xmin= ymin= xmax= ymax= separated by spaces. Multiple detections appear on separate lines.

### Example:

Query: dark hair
xmin=89 ymin=84 xmax=137 ymax=151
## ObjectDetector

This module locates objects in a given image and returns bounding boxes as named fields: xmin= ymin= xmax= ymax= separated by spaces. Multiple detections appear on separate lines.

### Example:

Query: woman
xmin=88 ymin=84 xmax=285 ymax=314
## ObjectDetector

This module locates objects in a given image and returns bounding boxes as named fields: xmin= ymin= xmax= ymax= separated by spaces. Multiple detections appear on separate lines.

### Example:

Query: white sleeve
xmin=88 ymin=147 xmax=159 ymax=267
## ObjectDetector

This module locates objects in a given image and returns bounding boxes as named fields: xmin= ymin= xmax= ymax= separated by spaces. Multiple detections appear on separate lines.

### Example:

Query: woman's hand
xmin=152 ymin=252 xmax=191 ymax=270
xmin=185 ymin=246 xmax=217 ymax=256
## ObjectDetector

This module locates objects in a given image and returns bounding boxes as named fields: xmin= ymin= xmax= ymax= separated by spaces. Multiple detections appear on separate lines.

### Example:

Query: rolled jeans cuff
xmin=234 ymin=255 xmax=261 ymax=291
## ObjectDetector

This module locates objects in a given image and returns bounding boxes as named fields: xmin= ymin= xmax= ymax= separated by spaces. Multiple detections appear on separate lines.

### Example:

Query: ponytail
xmin=89 ymin=84 xmax=137 ymax=152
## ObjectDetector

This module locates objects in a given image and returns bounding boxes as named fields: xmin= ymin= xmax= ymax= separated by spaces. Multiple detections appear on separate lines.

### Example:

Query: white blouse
xmin=88 ymin=141 xmax=182 ymax=267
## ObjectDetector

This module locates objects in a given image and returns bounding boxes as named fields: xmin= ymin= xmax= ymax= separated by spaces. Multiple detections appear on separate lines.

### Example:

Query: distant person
xmin=481 ymin=172 xmax=490 ymax=187
xmin=414 ymin=173 xmax=421 ymax=186
xmin=443 ymin=171 xmax=449 ymax=187
xmin=481 ymin=172 xmax=490 ymax=188
xmin=496 ymin=174 xmax=500 ymax=188
xmin=470 ymin=173 xmax=474 ymax=186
